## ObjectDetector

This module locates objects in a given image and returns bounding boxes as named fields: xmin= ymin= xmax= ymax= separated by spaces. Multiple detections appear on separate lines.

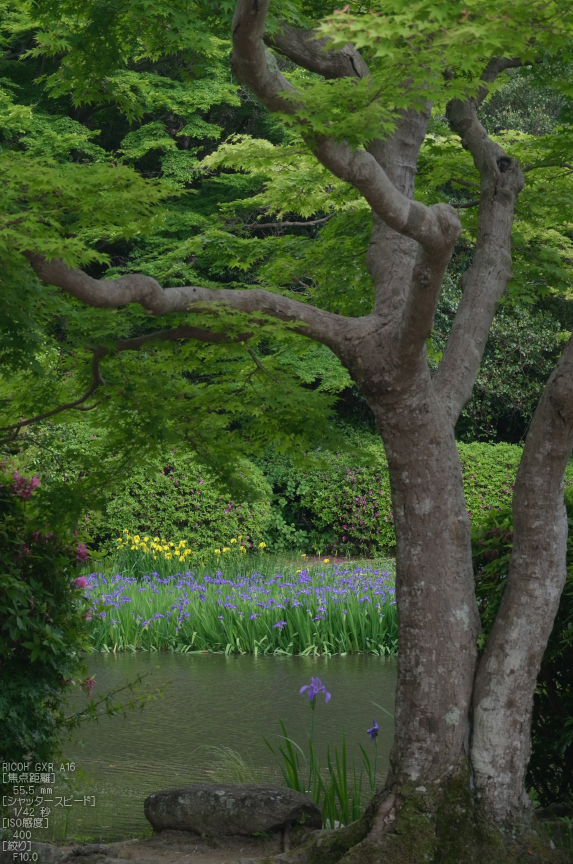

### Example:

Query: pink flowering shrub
xmin=0 ymin=464 xmax=93 ymax=766
xmin=11 ymin=470 xmax=40 ymax=499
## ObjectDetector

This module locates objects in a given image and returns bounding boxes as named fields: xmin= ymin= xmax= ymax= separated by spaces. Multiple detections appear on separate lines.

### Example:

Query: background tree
xmin=4 ymin=0 xmax=573 ymax=861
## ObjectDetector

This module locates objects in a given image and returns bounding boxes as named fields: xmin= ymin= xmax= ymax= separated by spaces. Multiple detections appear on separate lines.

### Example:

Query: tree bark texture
xmin=23 ymin=1 xmax=573 ymax=857
xmin=471 ymin=335 xmax=573 ymax=820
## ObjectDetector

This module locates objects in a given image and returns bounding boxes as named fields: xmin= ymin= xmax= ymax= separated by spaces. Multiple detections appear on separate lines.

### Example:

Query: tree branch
xmin=244 ymin=214 xmax=335 ymax=230
xmin=25 ymin=253 xmax=348 ymax=351
xmin=472 ymin=333 xmax=573 ymax=818
xmin=0 ymin=321 xmax=284 ymax=444
xmin=247 ymin=347 xmax=279 ymax=383
xmin=397 ymin=236 xmax=458 ymax=369
xmin=451 ymin=177 xmax=480 ymax=189
xmin=114 ymin=325 xmax=248 ymax=349
xmin=433 ymin=61 xmax=526 ymax=425
xmin=522 ymin=160 xmax=573 ymax=174
xmin=0 ymin=351 xmax=106 ymax=443
xmin=265 ymin=22 xmax=369 ymax=79
xmin=231 ymin=0 xmax=461 ymax=253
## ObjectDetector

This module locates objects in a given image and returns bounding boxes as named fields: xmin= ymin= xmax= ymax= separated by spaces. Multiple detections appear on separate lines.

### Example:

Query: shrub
xmin=472 ymin=487 xmax=573 ymax=807
xmin=458 ymin=441 xmax=523 ymax=524
xmin=87 ymin=452 xmax=272 ymax=555
xmin=0 ymin=463 xmax=92 ymax=765
xmin=258 ymin=438 xmax=553 ymax=557
xmin=256 ymin=443 xmax=394 ymax=557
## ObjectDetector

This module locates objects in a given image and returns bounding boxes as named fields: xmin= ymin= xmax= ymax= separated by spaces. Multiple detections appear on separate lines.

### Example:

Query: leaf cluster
xmin=0 ymin=463 xmax=91 ymax=765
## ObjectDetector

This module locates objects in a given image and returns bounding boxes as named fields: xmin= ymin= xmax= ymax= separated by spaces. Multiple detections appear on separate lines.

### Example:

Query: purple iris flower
xmin=367 ymin=719 xmax=380 ymax=742
xmin=300 ymin=677 xmax=331 ymax=703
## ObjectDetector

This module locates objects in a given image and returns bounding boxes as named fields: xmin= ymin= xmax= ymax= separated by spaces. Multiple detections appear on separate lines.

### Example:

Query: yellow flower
xmin=116 ymin=537 xmax=123 ymax=542
xmin=162 ymin=545 xmax=169 ymax=551
xmin=134 ymin=535 xmax=140 ymax=542
xmin=131 ymin=545 xmax=137 ymax=550
xmin=154 ymin=537 xmax=160 ymax=542
xmin=238 ymin=535 xmax=243 ymax=540
xmin=231 ymin=538 xmax=237 ymax=544
xmin=259 ymin=542 xmax=266 ymax=549
xmin=215 ymin=549 xmax=221 ymax=554
xmin=241 ymin=546 xmax=246 ymax=553
xmin=179 ymin=540 xmax=186 ymax=547
xmin=223 ymin=547 xmax=230 ymax=553
xmin=123 ymin=529 xmax=129 ymax=533
xmin=324 ymin=558 xmax=330 ymax=563
xmin=296 ymin=569 xmax=302 ymax=574
xmin=301 ymin=553 xmax=307 ymax=558
xmin=165 ymin=553 xmax=172 ymax=560
xmin=174 ymin=550 xmax=180 ymax=556
xmin=143 ymin=536 xmax=149 ymax=542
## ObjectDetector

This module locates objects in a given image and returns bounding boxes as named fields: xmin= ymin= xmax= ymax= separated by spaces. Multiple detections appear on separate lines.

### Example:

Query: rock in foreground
xmin=144 ymin=784 xmax=322 ymax=837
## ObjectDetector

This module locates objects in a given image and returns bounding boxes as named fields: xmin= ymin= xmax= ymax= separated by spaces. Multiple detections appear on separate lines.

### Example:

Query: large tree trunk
xmin=370 ymin=375 xmax=480 ymax=786
xmin=471 ymin=335 xmax=573 ymax=821
xmin=242 ymin=357 xmax=572 ymax=864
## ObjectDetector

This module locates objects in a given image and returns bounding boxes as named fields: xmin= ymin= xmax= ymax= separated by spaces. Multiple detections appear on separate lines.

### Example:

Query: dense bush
xmin=472 ymin=497 xmax=573 ymax=807
xmin=0 ymin=463 xmax=92 ymax=765
xmin=257 ymin=438 xmax=552 ymax=557
xmin=256 ymin=443 xmax=393 ymax=556
xmin=88 ymin=452 xmax=273 ymax=555
xmin=433 ymin=275 xmax=570 ymax=444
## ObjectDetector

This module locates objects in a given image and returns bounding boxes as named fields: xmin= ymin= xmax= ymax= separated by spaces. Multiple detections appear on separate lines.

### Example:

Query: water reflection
xmin=55 ymin=653 xmax=396 ymax=841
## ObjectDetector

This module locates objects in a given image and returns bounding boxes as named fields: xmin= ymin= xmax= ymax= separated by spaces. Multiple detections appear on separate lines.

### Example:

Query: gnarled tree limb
xmin=433 ymin=60 xmax=525 ymax=424
xmin=24 ymin=253 xmax=349 ymax=351
xmin=265 ymin=22 xmax=369 ymax=79
xmin=231 ymin=0 xmax=461 ymax=253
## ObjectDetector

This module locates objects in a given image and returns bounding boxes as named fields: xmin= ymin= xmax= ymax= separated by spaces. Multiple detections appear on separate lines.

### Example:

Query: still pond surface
xmin=55 ymin=652 xmax=397 ymax=841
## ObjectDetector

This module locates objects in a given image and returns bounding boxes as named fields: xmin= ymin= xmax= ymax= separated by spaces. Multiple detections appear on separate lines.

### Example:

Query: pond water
xmin=53 ymin=652 xmax=397 ymax=841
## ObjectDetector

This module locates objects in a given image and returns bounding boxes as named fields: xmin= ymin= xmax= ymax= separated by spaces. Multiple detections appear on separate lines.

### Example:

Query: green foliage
xmin=280 ymin=1 xmax=573 ymax=147
xmin=257 ymin=437 xmax=533 ymax=556
xmin=0 ymin=462 xmax=91 ymax=764
xmin=417 ymin=63 xmax=573 ymax=319
xmin=472 ymin=487 xmax=573 ymax=806
xmin=432 ymin=273 xmax=571 ymax=443
xmin=459 ymin=442 xmax=523 ymax=521
xmin=265 ymin=703 xmax=378 ymax=828
xmin=479 ymin=65 xmax=567 ymax=138
xmin=2 ymin=0 xmax=573 ymax=475
xmin=86 ymin=451 xmax=273 ymax=555
xmin=0 ymin=58 xmax=173 ymax=266
xmin=84 ymin=562 xmax=398 ymax=655
xmin=26 ymin=0 xmax=236 ymax=119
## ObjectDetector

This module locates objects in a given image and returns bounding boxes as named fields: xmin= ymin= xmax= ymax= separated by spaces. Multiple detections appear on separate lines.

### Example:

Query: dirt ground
xmin=19 ymin=828 xmax=309 ymax=864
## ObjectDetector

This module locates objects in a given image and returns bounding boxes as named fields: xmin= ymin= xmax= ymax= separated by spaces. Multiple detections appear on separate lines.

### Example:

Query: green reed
xmin=84 ymin=554 xmax=397 ymax=655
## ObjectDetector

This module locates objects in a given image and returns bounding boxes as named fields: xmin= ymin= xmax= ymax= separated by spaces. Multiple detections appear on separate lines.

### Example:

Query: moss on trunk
xmin=282 ymin=771 xmax=570 ymax=864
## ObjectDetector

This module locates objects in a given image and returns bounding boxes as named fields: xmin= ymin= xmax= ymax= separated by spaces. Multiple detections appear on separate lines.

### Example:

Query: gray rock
xmin=143 ymin=784 xmax=322 ymax=837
